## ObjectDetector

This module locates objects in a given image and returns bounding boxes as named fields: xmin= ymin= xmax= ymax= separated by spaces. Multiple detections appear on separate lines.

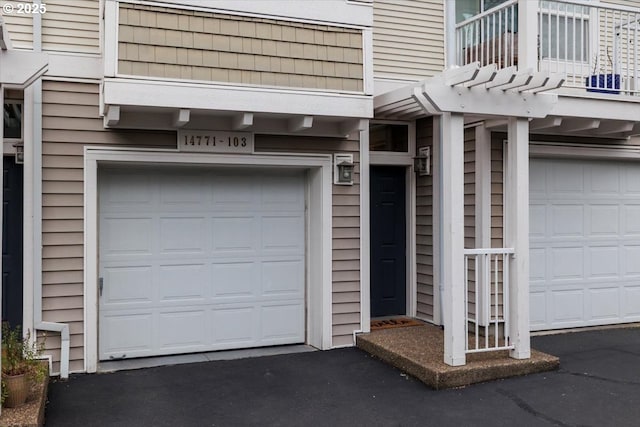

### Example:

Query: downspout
xmin=26 ymin=0 xmax=70 ymax=379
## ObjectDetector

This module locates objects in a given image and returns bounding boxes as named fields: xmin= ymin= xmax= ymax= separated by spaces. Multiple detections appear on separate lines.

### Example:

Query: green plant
xmin=2 ymin=323 xmax=47 ymax=381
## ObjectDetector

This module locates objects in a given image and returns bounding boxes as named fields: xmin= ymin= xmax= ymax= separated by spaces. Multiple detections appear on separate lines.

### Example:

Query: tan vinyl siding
xmin=491 ymin=134 xmax=504 ymax=248
xmin=464 ymin=128 xmax=476 ymax=249
xmin=255 ymin=136 xmax=361 ymax=347
xmin=0 ymin=1 xmax=33 ymax=49
xmin=41 ymin=0 xmax=100 ymax=54
xmin=416 ymin=117 xmax=434 ymax=321
xmin=118 ymin=3 xmax=364 ymax=92
xmin=373 ymin=0 xmax=445 ymax=80
xmin=41 ymin=80 xmax=175 ymax=373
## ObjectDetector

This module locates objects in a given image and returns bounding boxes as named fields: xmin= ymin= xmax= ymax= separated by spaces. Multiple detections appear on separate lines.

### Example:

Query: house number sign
xmin=177 ymin=130 xmax=254 ymax=154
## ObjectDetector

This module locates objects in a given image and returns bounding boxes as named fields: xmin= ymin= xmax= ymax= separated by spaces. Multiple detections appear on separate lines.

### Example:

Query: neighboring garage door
xmin=530 ymin=157 xmax=640 ymax=331
xmin=98 ymin=167 xmax=306 ymax=360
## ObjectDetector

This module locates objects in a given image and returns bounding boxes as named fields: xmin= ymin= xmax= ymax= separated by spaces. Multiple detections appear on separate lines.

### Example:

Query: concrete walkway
xmin=45 ymin=327 xmax=640 ymax=427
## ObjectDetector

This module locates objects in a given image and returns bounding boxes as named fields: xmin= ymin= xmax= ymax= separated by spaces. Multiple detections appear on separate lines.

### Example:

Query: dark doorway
xmin=3 ymin=157 xmax=23 ymax=328
xmin=370 ymin=166 xmax=406 ymax=317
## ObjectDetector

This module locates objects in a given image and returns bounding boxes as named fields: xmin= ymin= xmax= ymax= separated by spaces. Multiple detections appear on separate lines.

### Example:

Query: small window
xmin=3 ymin=102 xmax=22 ymax=139
xmin=369 ymin=124 xmax=408 ymax=152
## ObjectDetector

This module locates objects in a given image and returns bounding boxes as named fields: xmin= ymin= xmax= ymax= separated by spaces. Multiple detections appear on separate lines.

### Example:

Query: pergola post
xmin=440 ymin=112 xmax=466 ymax=366
xmin=506 ymin=117 xmax=531 ymax=359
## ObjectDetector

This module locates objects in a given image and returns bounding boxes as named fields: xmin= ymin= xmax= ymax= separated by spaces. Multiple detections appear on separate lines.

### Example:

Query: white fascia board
xmin=551 ymin=94 xmax=640 ymax=122
xmin=0 ymin=50 xmax=48 ymax=86
xmin=153 ymin=0 xmax=373 ymax=27
xmin=103 ymin=79 xmax=373 ymax=118
xmin=46 ymin=53 xmax=102 ymax=80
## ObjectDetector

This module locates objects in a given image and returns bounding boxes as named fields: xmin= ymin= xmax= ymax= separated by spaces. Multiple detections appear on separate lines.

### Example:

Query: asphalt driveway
xmin=45 ymin=327 xmax=640 ymax=427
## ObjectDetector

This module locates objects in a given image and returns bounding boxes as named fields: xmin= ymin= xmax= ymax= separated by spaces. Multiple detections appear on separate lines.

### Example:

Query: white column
xmin=506 ymin=117 xmax=531 ymax=360
xmin=518 ymin=0 xmax=539 ymax=71
xmin=474 ymin=125 xmax=492 ymax=326
xmin=441 ymin=112 xmax=466 ymax=366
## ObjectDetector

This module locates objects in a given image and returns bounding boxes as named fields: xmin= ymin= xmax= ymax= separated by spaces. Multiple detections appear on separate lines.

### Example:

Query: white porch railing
xmin=455 ymin=0 xmax=640 ymax=96
xmin=456 ymin=0 xmax=519 ymax=70
xmin=463 ymin=248 xmax=515 ymax=354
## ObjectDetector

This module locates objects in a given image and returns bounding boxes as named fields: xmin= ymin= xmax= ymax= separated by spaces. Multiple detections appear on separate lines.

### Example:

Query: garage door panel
xmin=260 ymin=303 xmax=304 ymax=341
xmin=530 ymin=291 xmax=547 ymax=328
xmin=262 ymin=216 xmax=304 ymax=252
xmin=158 ymin=174 xmax=207 ymax=206
xmin=587 ymin=288 xmax=620 ymax=320
xmin=590 ymin=165 xmax=620 ymax=194
xmin=101 ymin=172 xmax=154 ymax=207
xmin=550 ymin=288 xmax=584 ymax=323
xmin=550 ymin=247 xmax=584 ymax=280
xmin=157 ymin=310 xmax=207 ymax=350
xmin=624 ymin=168 xmax=640 ymax=193
xmin=550 ymin=162 xmax=583 ymax=194
xmin=212 ymin=176 xmax=259 ymax=208
xmin=624 ymin=246 xmax=640 ymax=275
xmin=102 ymin=265 xmax=153 ymax=305
xmin=262 ymin=259 xmax=304 ymax=296
xmin=212 ymin=306 xmax=258 ymax=346
xmin=99 ymin=168 xmax=306 ymax=359
xmin=530 ymin=204 xmax=547 ymax=237
xmin=211 ymin=261 xmax=259 ymax=298
xmin=158 ymin=263 xmax=208 ymax=301
xmin=622 ymin=285 xmax=640 ymax=317
xmin=159 ymin=217 xmax=207 ymax=253
xmin=211 ymin=216 xmax=258 ymax=254
xmin=101 ymin=217 xmax=153 ymax=255
xmin=588 ymin=246 xmax=619 ymax=278
xmin=100 ymin=312 xmax=154 ymax=357
xmin=589 ymin=205 xmax=619 ymax=236
xmin=261 ymin=175 xmax=305 ymax=210
xmin=530 ymin=158 xmax=640 ymax=330
xmin=529 ymin=248 xmax=546 ymax=281
xmin=551 ymin=205 xmax=583 ymax=236
xmin=623 ymin=205 xmax=640 ymax=234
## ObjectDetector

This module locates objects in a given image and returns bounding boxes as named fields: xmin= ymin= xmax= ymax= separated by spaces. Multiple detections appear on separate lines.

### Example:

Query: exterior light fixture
xmin=414 ymin=146 xmax=431 ymax=176
xmin=13 ymin=142 xmax=24 ymax=164
xmin=334 ymin=153 xmax=354 ymax=185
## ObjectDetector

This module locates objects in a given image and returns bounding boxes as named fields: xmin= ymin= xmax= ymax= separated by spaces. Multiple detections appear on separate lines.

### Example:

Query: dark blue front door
xmin=370 ymin=166 xmax=406 ymax=317
xmin=3 ymin=157 xmax=23 ymax=329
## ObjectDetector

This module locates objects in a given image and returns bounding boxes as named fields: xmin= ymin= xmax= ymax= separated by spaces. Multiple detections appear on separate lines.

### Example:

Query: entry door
xmin=370 ymin=166 xmax=406 ymax=317
xmin=2 ymin=157 xmax=23 ymax=329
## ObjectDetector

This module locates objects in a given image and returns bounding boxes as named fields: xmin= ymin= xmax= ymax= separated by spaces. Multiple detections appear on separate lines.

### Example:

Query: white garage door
xmin=530 ymin=157 xmax=640 ymax=331
xmin=98 ymin=167 xmax=306 ymax=360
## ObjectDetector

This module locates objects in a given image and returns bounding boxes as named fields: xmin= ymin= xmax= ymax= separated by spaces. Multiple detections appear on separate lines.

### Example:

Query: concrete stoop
xmin=356 ymin=324 xmax=559 ymax=390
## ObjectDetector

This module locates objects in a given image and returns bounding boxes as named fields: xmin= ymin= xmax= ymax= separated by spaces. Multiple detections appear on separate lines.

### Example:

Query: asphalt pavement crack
xmin=557 ymin=369 xmax=640 ymax=386
xmin=496 ymin=388 xmax=572 ymax=427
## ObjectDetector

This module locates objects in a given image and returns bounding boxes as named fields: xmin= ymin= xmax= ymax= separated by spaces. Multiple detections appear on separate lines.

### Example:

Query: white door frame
xmin=84 ymin=147 xmax=333 ymax=373
xmin=368 ymin=121 xmax=417 ymax=318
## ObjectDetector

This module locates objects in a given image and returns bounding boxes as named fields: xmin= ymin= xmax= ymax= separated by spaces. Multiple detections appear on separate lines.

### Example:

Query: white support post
xmin=441 ymin=112 xmax=466 ymax=366
xmin=475 ymin=125 xmax=492 ymax=326
xmin=506 ymin=117 xmax=531 ymax=360
xmin=518 ymin=0 xmax=538 ymax=71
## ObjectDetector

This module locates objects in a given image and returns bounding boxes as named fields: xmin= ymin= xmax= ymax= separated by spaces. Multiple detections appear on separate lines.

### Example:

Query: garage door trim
xmin=83 ymin=148 xmax=333 ymax=373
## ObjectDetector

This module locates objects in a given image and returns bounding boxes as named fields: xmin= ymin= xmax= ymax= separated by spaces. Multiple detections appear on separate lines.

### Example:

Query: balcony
xmin=455 ymin=0 xmax=640 ymax=97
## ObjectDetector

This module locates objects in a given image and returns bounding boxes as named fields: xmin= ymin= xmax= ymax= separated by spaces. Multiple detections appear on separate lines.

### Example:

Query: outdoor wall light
xmin=415 ymin=146 xmax=431 ymax=176
xmin=13 ymin=142 xmax=24 ymax=164
xmin=334 ymin=153 xmax=354 ymax=185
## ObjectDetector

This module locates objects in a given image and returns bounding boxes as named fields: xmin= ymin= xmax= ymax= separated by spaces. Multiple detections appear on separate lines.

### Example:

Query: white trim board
xmin=83 ymin=148 xmax=333 ymax=373
xmin=102 ymin=79 xmax=373 ymax=119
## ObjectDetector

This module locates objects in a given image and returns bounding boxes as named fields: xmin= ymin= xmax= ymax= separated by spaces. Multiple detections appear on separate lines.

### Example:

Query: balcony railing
xmin=455 ymin=0 xmax=640 ymax=96
xmin=463 ymin=248 xmax=515 ymax=354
